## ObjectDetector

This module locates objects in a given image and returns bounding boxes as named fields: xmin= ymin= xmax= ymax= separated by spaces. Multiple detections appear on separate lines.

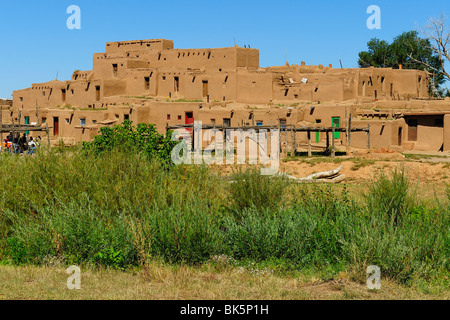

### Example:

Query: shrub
xmin=228 ymin=168 xmax=289 ymax=218
xmin=82 ymin=120 xmax=179 ymax=168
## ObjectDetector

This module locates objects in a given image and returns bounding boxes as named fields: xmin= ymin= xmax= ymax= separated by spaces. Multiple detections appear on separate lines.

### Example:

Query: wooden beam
xmin=307 ymin=130 xmax=312 ymax=157
xmin=326 ymin=131 xmax=330 ymax=155
xmin=331 ymin=126 xmax=336 ymax=159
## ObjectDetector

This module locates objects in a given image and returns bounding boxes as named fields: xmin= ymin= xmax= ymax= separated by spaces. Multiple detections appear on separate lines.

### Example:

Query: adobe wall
xmin=350 ymin=119 xmax=405 ymax=150
xmin=404 ymin=115 xmax=445 ymax=151
xmin=444 ymin=114 xmax=450 ymax=151
xmin=236 ymin=70 xmax=273 ymax=104
xmin=105 ymin=39 xmax=174 ymax=53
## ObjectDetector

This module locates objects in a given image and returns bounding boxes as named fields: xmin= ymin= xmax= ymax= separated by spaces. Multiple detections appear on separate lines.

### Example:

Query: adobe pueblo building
xmin=3 ymin=38 xmax=450 ymax=152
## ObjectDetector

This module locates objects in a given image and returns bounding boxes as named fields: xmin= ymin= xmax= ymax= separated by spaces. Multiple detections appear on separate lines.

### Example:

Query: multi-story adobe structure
xmin=3 ymin=39 xmax=449 ymax=151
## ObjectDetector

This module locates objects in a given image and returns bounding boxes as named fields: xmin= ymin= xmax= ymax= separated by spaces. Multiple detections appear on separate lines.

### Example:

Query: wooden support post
xmin=367 ymin=123 xmax=371 ymax=150
xmin=326 ymin=130 xmax=330 ymax=155
xmin=348 ymin=115 xmax=352 ymax=152
xmin=292 ymin=125 xmax=297 ymax=155
xmin=46 ymin=123 xmax=50 ymax=146
xmin=36 ymin=99 xmax=40 ymax=126
xmin=345 ymin=107 xmax=349 ymax=155
xmin=331 ymin=126 xmax=336 ymax=159
xmin=284 ymin=124 xmax=288 ymax=157
xmin=307 ymin=130 xmax=312 ymax=157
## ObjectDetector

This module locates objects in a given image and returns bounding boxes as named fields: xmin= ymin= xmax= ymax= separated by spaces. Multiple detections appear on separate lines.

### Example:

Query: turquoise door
xmin=25 ymin=116 xmax=30 ymax=134
xmin=332 ymin=117 xmax=341 ymax=139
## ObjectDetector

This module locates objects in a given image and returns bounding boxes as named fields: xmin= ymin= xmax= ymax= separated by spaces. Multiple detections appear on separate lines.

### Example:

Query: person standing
xmin=27 ymin=137 xmax=37 ymax=156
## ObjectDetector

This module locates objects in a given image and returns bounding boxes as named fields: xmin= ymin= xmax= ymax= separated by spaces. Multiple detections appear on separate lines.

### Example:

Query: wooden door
xmin=202 ymin=81 xmax=208 ymax=97
xmin=53 ymin=117 xmax=59 ymax=136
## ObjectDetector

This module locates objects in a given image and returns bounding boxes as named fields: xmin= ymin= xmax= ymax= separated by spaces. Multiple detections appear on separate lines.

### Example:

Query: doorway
xmin=174 ymin=77 xmax=180 ymax=92
xmin=53 ymin=117 xmax=59 ymax=136
xmin=407 ymin=119 xmax=418 ymax=141
xmin=24 ymin=116 xmax=30 ymax=134
xmin=202 ymin=80 xmax=208 ymax=97
xmin=185 ymin=112 xmax=194 ymax=133
xmin=315 ymin=119 xmax=322 ymax=143
xmin=332 ymin=117 xmax=341 ymax=139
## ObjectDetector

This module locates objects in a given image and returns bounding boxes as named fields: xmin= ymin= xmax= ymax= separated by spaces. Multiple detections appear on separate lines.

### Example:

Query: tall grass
xmin=0 ymin=147 xmax=448 ymax=285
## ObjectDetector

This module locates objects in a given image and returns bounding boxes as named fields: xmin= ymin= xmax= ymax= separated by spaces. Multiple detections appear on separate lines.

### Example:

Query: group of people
xmin=2 ymin=133 xmax=41 ymax=155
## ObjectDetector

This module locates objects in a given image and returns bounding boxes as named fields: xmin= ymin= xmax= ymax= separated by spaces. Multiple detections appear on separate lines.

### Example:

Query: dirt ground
xmin=210 ymin=148 xmax=450 ymax=200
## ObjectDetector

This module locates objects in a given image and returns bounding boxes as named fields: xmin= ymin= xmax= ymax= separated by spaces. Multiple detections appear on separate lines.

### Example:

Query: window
xmin=223 ymin=118 xmax=231 ymax=127
xmin=145 ymin=77 xmax=150 ymax=90
xmin=42 ymin=117 xmax=47 ymax=124
xmin=167 ymin=114 xmax=171 ymax=120
xmin=92 ymin=120 xmax=97 ymax=124
xmin=42 ymin=91 xmax=46 ymax=96
xmin=178 ymin=115 xmax=182 ymax=120
xmin=124 ymin=114 xmax=130 ymax=120
xmin=80 ymin=118 xmax=86 ymax=126
xmin=95 ymin=86 xmax=101 ymax=101
xmin=112 ymin=64 xmax=118 ymax=77
xmin=256 ymin=121 xmax=263 ymax=126
xmin=65 ymin=118 xmax=70 ymax=124
xmin=19 ymin=97 xmax=23 ymax=101
xmin=210 ymin=119 xmax=216 ymax=125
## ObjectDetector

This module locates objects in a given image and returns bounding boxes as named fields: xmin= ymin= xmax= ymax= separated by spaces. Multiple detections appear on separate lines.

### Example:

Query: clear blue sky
xmin=0 ymin=0 xmax=449 ymax=98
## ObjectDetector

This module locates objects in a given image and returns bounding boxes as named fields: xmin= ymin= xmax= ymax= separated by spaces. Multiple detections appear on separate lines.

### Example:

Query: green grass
xmin=403 ymin=153 xmax=450 ymax=161
xmin=0 ymin=147 xmax=448 ymax=287
xmin=126 ymin=96 xmax=154 ymax=100
xmin=168 ymin=99 xmax=203 ymax=103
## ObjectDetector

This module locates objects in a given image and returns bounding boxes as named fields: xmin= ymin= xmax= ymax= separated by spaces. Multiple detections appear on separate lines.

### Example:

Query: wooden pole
xmin=307 ymin=130 xmax=312 ymax=157
xmin=36 ymin=99 xmax=40 ymax=126
xmin=284 ymin=124 xmax=288 ymax=157
xmin=345 ymin=107 xmax=349 ymax=155
xmin=367 ymin=123 xmax=371 ymax=150
xmin=348 ymin=114 xmax=352 ymax=151
xmin=331 ymin=126 xmax=336 ymax=159
xmin=326 ymin=131 xmax=330 ymax=155
xmin=46 ymin=123 xmax=50 ymax=146
xmin=292 ymin=125 xmax=297 ymax=155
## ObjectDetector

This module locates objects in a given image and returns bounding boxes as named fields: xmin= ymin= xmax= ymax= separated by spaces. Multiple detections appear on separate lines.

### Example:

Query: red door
xmin=185 ymin=112 xmax=194 ymax=132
